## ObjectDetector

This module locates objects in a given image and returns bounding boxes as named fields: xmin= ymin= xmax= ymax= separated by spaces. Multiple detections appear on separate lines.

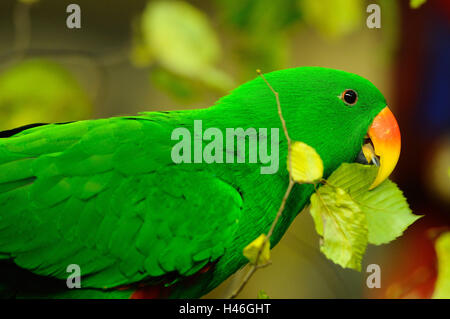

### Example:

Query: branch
xmin=228 ymin=70 xmax=295 ymax=299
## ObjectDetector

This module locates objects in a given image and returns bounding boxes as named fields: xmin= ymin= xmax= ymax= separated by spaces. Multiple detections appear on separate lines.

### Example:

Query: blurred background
xmin=0 ymin=0 xmax=448 ymax=298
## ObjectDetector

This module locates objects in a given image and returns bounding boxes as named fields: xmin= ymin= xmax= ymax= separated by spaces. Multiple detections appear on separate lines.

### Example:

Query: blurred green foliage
xmin=298 ymin=0 xmax=364 ymax=39
xmin=0 ymin=59 xmax=92 ymax=130
xmin=132 ymin=0 xmax=234 ymax=100
xmin=257 ymin=289 xmax=270 ymax=299
xmin=2 ymin=0 xmax=402 ymax=124
xmin=149 ymin=68 xmax=199 ymax=101
xmin=131 ymin=0 xmax=400 ymax=100
xmin=432 ymin=232 xmax=450 ymax=299
xmin=410 ymin=0 xmax=427 ymax=9
xmin=215 ymin=0 xmax=301 ymax=75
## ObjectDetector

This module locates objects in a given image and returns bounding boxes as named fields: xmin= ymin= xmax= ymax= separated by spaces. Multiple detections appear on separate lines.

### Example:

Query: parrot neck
xmin=177 ymin=103 xmax=314 ymax=241
xmin=170 ymin=105 xmax=315 ymax=288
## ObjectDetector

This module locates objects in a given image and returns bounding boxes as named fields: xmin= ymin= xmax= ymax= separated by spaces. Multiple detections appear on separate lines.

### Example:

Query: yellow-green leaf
xmin=140 ymin=1 xmax=234 ymax=91
xmin=310 ymin=186 xmax=368 ymax=271
xmin=298 ymin=0 xmax=364 ymax=39
xmin=432 ymin=232 xmax=450 ymax=299
xmin=243 ymin=234 xmax=270 ymax=266
xmin=289 ymin=141 xmax=323 ymax=184
xmin=410 ymin=0 xmax=427 ymax=9
xmin=257 ymin=290 xmax=270 ymax=299
xmin=326 ymin=163 xmax=422 ymax=245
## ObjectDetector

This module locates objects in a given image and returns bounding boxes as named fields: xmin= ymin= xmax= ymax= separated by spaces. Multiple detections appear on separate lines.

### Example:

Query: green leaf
xmin=410 ymin=0 xmax=427 ymax=9
xmin=0 ymin=59 xmax=92 ymax=131
xmin=217 ymin=0 xmax=300 ymax=33
xmin=130 ymin=17 xmax=154 ymax=68
xmin=289 ymin=141 xmax=323 ymax=184
xmin=310 ymin=186 xmax=368 ymax=271
xmin=432 ymin=232 xmax=450 ymax=299
xmin=326 ymin=163 xmax=422 ymax=245
xmin=257 ymin=290 xmax=270 ymax=299
xmin=298 ymin=0 xmax=364 ymax=39
xmin=140 ymin=1 xmax=234 ymax=91
xmin=215 ymin=0 xmax=300 ymax=72
xmin=150 ymin=68 xmax=198 ymax=101
xmin=243 ymin=234 xmax=270 ymax=266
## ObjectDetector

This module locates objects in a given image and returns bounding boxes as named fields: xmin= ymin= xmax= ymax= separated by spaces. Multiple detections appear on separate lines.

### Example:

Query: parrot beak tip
xmin=356 ymin=106 xmax=401 ymax=190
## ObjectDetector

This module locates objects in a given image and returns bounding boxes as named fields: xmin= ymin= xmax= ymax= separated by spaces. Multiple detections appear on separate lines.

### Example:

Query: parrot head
xmin=218 ymin=67 xmax=401 ymax=188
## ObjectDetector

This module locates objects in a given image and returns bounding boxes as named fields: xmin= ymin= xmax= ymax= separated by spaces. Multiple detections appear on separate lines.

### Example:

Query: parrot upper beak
xmin=359 ymin=106 xmax=401 ymax=190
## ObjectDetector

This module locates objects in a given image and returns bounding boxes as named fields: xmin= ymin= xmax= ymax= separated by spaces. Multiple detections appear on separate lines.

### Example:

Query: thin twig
xmin=257 ymin=69 xmax=294 ymax=182
xmin=267 ymin=180 xmax=295 ymax=238
xmin=228 ymin=70 xmax=295 ymax=299
xmin=256 ymin=69 xmax=291 ymax=145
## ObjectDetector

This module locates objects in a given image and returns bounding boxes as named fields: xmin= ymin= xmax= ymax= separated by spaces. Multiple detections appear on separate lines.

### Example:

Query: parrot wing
xmin=0 ymin=117 xmax=243 ymax=290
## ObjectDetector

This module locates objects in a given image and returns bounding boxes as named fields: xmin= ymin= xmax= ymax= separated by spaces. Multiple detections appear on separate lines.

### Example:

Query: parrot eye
xmin=341 ymin=89 xmax=358 ymax=105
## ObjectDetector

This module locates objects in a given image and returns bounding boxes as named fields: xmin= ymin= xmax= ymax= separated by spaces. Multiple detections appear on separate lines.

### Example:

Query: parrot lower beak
xmin=360 ymin=106 xmax=401 ymax=190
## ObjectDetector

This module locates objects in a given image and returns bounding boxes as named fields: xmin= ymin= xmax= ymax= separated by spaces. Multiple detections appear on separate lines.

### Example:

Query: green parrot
xmin=0 ymin=67 xmax=401 ymax=299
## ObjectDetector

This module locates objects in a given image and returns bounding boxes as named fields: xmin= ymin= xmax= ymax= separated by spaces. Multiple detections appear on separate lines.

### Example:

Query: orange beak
xmin=366 ymin=106 xmax=401 ymax=189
